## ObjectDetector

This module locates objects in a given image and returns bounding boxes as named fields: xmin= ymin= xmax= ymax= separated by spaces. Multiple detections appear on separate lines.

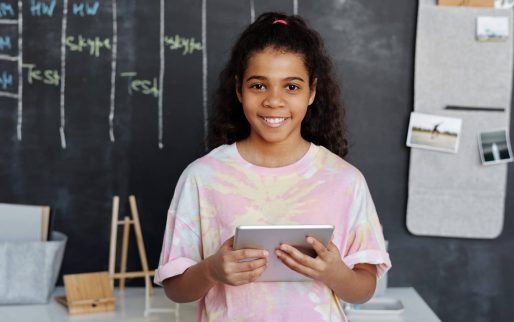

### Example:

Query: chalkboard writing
xmin=120 ymin=72 xmax=159 ymax=98
xmin=0 ymin=3 xmax=15 ymax=18
xmin=71 ymin=1 xmax=99 ymax=16
xmin=0 ymin=70 xmax=12 ymax=89
xmin=30 ymin=0 xmax=57 ymax=17
xmin=23 ymin=63 xmax=59 ymax=86
xmin=164 ymin=34 xmax=203 ymax=55
xmin=0 ymin=36 xmax=11 ymax=49
xmin=65 ymin=35 xmax=111 ymax=57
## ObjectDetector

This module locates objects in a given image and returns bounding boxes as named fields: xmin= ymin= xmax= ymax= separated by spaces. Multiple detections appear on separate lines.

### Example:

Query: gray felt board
xmin=407 ymin=0 xmax=513 ymax=238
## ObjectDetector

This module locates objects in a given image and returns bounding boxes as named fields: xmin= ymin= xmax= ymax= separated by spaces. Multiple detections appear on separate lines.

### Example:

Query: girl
xmin=155 ymin=12 xmax=391 ymax=322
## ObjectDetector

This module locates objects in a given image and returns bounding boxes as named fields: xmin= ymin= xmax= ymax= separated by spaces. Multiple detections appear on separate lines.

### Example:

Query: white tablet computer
xmin=233 ymin=224 xmax=334 ymax=282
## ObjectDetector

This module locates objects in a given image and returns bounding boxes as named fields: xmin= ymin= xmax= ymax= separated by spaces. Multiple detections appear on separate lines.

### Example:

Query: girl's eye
xmin=250 ymin=83 xmax=265 ymax=90
xmin=287 ymin=84 xmax=299 ymax=91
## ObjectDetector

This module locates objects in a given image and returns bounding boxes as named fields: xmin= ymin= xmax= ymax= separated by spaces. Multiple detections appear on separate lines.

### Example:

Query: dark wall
xmin=0 ymin=1 xmax=512 ymax=321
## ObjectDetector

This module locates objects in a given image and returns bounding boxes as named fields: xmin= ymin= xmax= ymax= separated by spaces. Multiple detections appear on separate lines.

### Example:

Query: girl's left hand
xmin=275 ymin=236 xmax=349 ymax=285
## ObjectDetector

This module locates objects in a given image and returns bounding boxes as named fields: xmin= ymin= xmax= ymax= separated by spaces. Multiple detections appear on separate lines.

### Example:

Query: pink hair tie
xmin=272 ymin=19 xmax=288 ymax=25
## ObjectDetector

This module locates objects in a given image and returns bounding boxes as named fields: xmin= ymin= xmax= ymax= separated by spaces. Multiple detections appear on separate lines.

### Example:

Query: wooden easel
xmin=108 ymin=195 xmax=178 ymax=317
xmin=108 ymin=195 xmax=154 ymax=294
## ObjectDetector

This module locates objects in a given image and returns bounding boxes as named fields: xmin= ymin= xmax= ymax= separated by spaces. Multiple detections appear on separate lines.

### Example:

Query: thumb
xmin=222 ymin=236 xmax=235 ymax=249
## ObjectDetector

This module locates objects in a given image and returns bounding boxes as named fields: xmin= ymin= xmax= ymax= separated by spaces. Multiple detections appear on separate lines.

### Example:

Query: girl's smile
xmin=259 ymin=116 xmax=290 ymax=128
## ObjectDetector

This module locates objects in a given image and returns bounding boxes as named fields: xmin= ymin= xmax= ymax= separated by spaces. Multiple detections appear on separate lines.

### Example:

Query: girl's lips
xmin=260 ymin=116 xmax=289 ymax=128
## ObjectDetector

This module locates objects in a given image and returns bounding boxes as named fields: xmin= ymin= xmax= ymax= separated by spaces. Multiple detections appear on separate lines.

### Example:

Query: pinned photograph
xmin=495 ymin=0 xmax=514 ymax=9
xmin=476 ymin=16 xmax=509 ymax=42
xmin=478 ymin=129 xmax=513 ymax=165
xmin=406 ymin=112 xmax=462 ymax=153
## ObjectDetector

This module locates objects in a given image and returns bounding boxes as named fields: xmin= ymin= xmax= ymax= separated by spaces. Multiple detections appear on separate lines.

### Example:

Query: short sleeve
xmin=154 ymin=166 xmax=203 ymax=285
xmin=341 ymin=174 xmax=391 ymax=279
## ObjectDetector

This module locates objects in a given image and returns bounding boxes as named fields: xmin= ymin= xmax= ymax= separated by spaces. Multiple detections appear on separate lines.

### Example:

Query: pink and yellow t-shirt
xmin=155 ymin=143 xmax=391 ymax=322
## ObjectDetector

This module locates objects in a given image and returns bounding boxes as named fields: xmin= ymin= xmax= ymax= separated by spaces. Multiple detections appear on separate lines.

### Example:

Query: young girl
xmin=155 ymin=12 xmax=391 ymax=321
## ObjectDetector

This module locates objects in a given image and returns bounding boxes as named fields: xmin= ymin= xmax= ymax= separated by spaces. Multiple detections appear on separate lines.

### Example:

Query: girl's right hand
xmin=205 ymin=236 xmax=268 ymax=286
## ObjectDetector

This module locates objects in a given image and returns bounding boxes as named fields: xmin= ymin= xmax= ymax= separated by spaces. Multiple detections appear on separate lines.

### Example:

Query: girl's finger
xmin=231 ymin=263 xmax=268 ymax=285
xmin=278 ymin=244 xmax=317 ymax=267
xmin=236 ymin=258 xmax=267 ymax=272
xmin=326 ymin=241 xmax=340 ymax=253
xmin=233 ymin=248 xmax=269 ymax=261
xmin=248 ymin=263 xmax=267 ymax=282
xmin=276 ymin=249 xmax=317 ymax=279
xmin=306 ymin=236 xmax=329 ymax=258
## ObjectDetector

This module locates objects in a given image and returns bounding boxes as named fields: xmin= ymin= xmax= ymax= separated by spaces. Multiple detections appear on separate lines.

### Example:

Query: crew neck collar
xmin=231 ymin=142 xmax=319 ymax=175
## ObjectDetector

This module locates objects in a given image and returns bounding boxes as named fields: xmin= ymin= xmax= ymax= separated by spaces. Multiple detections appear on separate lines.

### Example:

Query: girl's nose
xmin=263 ymin=88 xmax=285 ymax=108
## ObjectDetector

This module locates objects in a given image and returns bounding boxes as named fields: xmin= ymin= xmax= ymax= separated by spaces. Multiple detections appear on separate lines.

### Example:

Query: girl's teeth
xmin=264 ymin=117 xmax=285 ymax=123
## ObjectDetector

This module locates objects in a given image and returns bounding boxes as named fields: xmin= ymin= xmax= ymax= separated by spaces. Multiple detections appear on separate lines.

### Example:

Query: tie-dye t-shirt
xmin=155 ymin=143 xmax=391 ymax=322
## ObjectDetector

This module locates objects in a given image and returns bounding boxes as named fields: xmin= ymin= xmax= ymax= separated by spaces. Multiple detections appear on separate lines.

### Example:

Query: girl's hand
xmin=275 ymin=236 xmax=349 ymax=285
xmin=205 ymin=236 xmax=269 ymax=286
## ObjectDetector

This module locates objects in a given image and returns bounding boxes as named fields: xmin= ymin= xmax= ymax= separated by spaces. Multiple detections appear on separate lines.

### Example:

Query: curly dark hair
xmin=207 ymin=12 xmax=348 ymax=158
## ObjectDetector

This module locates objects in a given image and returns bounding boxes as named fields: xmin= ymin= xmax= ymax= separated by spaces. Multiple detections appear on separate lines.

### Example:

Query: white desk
xmin=372 ymin=288 xmax=441 ymax=322
xmin=0 ymin=287 xmax=440 ymax=322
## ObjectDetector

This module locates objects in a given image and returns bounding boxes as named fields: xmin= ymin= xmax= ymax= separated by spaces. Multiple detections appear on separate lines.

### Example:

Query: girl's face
xmin=236 ymin=47 xmax=316 ymax=148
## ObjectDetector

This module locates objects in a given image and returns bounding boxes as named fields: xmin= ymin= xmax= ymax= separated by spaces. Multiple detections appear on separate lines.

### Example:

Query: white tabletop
xmin=374 ymin=287 xmax=441 ymax=322
xmin=0 ymin=287 xmax=440 ymax=322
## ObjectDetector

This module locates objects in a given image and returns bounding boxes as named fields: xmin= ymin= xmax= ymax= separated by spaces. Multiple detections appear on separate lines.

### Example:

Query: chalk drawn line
xmin=109 ymin=0 xmax=117 ymax=143
xmin=158 ymin=0 xmax=165 ymax=149
xmin=59 ymin=0 xmax=68 ymax=149
xmin=16 ymin=0 xmax=22 ymax=140
xmin=0 ymin=91 xmax=18 ymax=98
xmin=202 ymin=0 xmax=208 ymax=146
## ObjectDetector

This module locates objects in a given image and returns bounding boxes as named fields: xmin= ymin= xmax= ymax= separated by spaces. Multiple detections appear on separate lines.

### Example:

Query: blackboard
xmin=0 ymin=1 xmax=512 ymax=321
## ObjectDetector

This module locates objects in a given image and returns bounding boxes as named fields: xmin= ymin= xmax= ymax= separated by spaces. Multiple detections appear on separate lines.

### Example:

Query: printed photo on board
xmin=495 ymin=0 xmax=514 ymax=8
xmin=406 ymin=112 xmax=462 ymax=153
xmin=478 ymin=129 xmax=513 ymax=165
xmin=476 ymin=16 xmax=509 ymax=42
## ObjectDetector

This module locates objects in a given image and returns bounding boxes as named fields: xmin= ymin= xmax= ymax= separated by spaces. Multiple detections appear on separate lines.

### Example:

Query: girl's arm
xmin=162 ymin=259 xmax=216 ymax=303
xmin=162 ymin=236 xmax=269 ymax=303
xmin=324 ymin=262 xmax=377 ymax=303
xmin=276 ymin=237 xmax=377 ymax=304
